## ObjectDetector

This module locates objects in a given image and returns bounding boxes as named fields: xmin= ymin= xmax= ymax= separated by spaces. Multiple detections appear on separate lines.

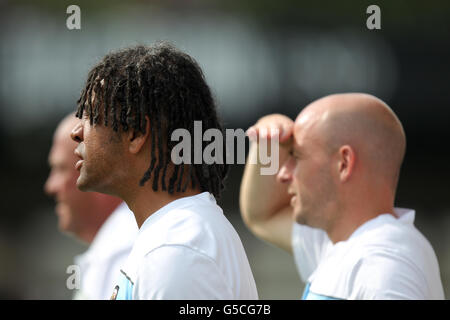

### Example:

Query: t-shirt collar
xmin=138 ymin=192 xmax=215 ymax=233
xmin=346 ymin=207 xmax=416 ymax=242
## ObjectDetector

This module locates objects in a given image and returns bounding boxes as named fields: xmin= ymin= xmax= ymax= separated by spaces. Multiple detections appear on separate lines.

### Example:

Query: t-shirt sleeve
xmin=133 ymin=245 xmax=234 ymax=300
xmin=350 ymin=251 xmax=430 ymax=300
xmin=291 ymin=222 xmax=331 ymax=282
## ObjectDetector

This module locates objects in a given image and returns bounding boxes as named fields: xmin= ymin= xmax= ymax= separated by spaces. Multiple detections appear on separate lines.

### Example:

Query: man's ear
xmin=128 ymin=116 xmax=151 ymax=154
xmin=337 ymin=145 xmax=356 ymax=183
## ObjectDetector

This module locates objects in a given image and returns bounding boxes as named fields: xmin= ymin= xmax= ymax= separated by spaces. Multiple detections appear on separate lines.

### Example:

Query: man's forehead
xmin=293 ymin=106 xmax=329 ymax=151
xmin=294 ymin=113 xmax=310 ymax=131
xmin=294 ymin=99 xmax=330 ymax=126
xmin=293 ymin=111 xmax=315 ymax=143
xmin=290 ymin=139 xmax=303 ymax=153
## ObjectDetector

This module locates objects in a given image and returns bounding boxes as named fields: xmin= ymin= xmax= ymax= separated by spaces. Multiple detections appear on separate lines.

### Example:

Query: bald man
xmin=45 ymin=113 xmax=138 ymax=299
xmin=240 ymin=93 xmax=444 ymax=299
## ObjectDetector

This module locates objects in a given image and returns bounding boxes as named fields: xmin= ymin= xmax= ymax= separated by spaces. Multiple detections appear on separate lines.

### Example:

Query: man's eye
xmin=291 ymin=151 xmax=301 ymax=160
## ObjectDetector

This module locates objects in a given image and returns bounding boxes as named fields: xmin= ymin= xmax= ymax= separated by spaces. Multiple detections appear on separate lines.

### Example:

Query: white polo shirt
xmin=111 ymin=192 xmax=258 ymax=300
xmin=292 ymin=208 xmax=444 ymax=300
xmin=73 ymin=202 xmax=138 ymax=299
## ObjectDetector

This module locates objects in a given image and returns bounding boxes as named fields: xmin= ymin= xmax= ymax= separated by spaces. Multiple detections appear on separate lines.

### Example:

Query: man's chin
xmin=76 ymin=177 xmax=111 ymax=195
xmin=76 ymin=176 xmax=92 ymax=192
xmin=56 ymin=212 xmax=72 ymax=233
xmin=57 ymin=221 xmax=71 ymax=234
xmin=294 ymin=210 xmax=307 ymax=226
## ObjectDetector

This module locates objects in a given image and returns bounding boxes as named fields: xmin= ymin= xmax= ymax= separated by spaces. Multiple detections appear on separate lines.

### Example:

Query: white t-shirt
xmin=111 ymin=192 xmax=258 ymax=300
xmin=73 ymin=202 xmax=138 ymax=299
xmin=292 ymin=208 xmax=444 ymax=300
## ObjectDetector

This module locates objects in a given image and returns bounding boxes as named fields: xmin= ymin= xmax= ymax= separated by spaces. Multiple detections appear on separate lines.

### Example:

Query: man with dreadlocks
xmin=70 ymin=43 xmax=258 ymax=299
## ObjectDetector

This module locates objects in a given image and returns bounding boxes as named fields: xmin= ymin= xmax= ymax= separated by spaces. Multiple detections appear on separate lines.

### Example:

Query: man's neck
xmin=327 ymin=204 xmax=395 ymax=244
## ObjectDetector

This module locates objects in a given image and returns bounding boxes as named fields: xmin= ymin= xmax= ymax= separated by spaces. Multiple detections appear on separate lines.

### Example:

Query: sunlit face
xmin=277 ymin=113 xmax=337 ymax=229
xmin=45 ymin=123 xmax=96 ymax=235
xmin=70 ymin=114 xmax=125 ymax=195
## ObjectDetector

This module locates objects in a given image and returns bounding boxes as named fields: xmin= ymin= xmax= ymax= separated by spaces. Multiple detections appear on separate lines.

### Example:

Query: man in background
xmin=45 ymin=113 xmax=138 ymax=299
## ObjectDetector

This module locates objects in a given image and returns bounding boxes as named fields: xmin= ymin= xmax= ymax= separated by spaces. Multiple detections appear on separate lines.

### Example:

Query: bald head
xmin=295 ymin=93 xmax=406 ymax=191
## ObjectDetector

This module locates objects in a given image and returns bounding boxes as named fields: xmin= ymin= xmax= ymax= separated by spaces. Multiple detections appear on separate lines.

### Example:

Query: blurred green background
xmin=0 ymin=0 xmax=449 ymax=299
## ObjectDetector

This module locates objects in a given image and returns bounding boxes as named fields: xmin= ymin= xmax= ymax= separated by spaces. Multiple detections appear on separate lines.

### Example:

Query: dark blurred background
xmin=0 ymin=0 xmax=449 ymax=299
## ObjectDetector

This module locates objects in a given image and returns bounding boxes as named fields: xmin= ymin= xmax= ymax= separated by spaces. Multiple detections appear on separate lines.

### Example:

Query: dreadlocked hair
xmin=75 ymin=43 xmax=228 ymax=199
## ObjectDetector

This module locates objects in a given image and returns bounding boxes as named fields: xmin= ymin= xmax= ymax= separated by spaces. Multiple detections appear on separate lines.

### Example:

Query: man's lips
xmin=74 ymin=149 xmax=84 ymax=171
xmin=288 ymin=191 xmax=297 ymax=206
xmin=75 ymin=159 xmax=84 ymax=171
xmin=290 ymin=195 xmax=297 ymax=207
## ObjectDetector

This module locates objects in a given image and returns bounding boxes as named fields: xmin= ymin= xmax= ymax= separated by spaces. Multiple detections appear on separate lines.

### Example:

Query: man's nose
xmin=44 ymin=172 xmax=57 ymax=196
xmin=276 ymin=158 xmax=294 ymax=184
xmin=71 ymin=121 xmax=83 ymax=143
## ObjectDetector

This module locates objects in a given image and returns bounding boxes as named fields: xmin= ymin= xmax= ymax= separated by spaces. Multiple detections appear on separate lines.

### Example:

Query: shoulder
xmin=140 ymin=198 xmax=240 ymax=260
xmin=348 ymin=249 xmax=439 ymax=299
xmin=134 ymin=245 xmax=234 ymax=299
xmin=354 ymin=214 xmax=438 ymax=269
xmin=347 ymin=219 xmax=443 ymax=299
